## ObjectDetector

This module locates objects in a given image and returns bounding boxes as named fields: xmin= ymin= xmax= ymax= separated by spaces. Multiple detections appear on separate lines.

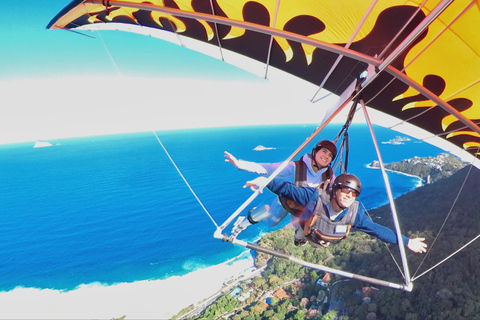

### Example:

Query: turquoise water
xmin=0 ymin=124 xmax=442 ymax=291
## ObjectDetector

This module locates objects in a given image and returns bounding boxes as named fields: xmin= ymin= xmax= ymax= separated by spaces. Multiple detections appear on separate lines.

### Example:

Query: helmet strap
xmin=311 ymin=151 xmax=326 ymax=172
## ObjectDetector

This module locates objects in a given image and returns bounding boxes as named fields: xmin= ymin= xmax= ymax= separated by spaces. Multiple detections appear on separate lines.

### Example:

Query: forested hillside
xmin=369 ymin=153 xmax=467 ymax=183
xmin=187 ymin=165 xmax=480 ymax=320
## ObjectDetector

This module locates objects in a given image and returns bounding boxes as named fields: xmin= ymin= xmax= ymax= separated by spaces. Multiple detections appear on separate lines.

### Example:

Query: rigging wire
xmin=331 ymin=96 xmax=363 ymax=175
xmin=92 ymin=14 xmax=218 ymax=229
xmin=263 ymin=0 xmax=282 ymax=79
xmin=95 ymin=29 xmax=123 ymax=77
xmin=331 ymin=148 xmax=345 ymax=174
xmin=152 ymin=131 xmax=219 ymax=228
xmin=412 ymin=157 xmax=478 ymax=281
xmin=332 ymin=96 xmax=358 ymax=172
xmin=413 ymin=232 xmax=480 ymax=282
xmin=361 ymin=202 xmax=405 ymax=280
xmin=208 ymin=0 xmax=225 ymax=62
xmin=65 ymin=28 xmax=96 ymax=38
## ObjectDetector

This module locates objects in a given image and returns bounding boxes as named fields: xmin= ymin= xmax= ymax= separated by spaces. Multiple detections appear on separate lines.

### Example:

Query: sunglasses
xmin=340 ymin=187 xmax=359 ymax=197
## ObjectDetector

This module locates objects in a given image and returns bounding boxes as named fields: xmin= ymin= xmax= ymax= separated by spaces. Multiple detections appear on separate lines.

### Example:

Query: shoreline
xmin=366 ymin=163 xmax=424 ymax=185
xmin=0 ymin=254 xmax=256 ymax=319
xmin=0 ymin=168 xmax=425 ymax=320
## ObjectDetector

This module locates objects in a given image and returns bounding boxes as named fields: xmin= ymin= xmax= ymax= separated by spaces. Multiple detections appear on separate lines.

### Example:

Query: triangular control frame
xmin=215 ymin=75 xmax=414 ymax=292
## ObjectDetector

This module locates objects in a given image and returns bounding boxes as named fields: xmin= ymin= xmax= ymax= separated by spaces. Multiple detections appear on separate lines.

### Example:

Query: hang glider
xmin=48 ymin=0 xmax=480 ymax=161
xmin=48 ymin=0 xmax=480 ymax=291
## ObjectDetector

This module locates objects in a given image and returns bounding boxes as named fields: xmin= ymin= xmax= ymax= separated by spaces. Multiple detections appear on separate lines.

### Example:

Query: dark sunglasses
xmin=340 ymin=187 xmax=358 ymax=197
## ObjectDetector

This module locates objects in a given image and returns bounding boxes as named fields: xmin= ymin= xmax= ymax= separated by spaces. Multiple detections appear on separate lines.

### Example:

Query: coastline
xmin=0 ymin=254 xmax=256 ymax=319
xmin=0 ymin=167 xmax=426 ymax=320
xmin=366 ymin=164 xmax=424 ymax=186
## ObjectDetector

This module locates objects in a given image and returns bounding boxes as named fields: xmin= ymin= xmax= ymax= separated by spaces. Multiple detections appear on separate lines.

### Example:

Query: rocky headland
xmin=368 ymin=153 xmax=467 ymax=184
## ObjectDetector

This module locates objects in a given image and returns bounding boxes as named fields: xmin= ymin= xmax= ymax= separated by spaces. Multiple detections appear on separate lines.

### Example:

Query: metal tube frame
xmin=228 ymin=237 xmax=412 ymax=291
xmin=218 ymin=79 xmax=414 ymax=292
xmin=360 ymin=100 xmax=412 ymax=289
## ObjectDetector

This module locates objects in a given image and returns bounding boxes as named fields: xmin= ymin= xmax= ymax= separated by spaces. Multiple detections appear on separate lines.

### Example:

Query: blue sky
xmin=0 ymin=1 xmax=344 ymax=144
xmin=0 ymin=1 xmax=257 ymax=80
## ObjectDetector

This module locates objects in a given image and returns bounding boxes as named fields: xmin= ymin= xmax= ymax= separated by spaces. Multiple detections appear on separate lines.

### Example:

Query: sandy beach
xmin=0 ymin=255 xmax=255 ymax=319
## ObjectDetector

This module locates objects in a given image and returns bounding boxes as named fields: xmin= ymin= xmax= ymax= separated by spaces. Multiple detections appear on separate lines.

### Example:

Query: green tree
xmin=272 ymin=312 xmax=285 ymax=320
xmin=250 ymin=301 xmax=268 ymax=316
xmin=461 ymin=299 xmax=475 ymax=317
xmin=321 ymin=310 xmax=338 ymax=320
xmin=292 ymin=309 xmax=307 ymax=320
xmin=269 ymin=274 xmax=284 ymax=287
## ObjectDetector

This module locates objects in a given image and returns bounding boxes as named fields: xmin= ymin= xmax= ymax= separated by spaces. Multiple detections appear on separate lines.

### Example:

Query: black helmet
xmin=312 ymin=140 xmax=337 ymax=159
xmin=333 ymin=173 xmax=361 ymax=196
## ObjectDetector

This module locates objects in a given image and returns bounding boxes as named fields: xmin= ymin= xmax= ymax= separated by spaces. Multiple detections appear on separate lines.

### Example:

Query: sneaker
xmin=319 ymin=240 xmax=330 ymax=248
xmin=294 ymin=238 xmax=307 ymax=247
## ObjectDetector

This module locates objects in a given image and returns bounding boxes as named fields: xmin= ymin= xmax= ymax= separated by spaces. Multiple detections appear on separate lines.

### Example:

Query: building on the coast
xmin=237 ymin=289 xmax=252 ymax=302
xmin=229 ymin=287 xmax=242 ymax=297
xmin=273 ymin=288 xmax=291 ymax=299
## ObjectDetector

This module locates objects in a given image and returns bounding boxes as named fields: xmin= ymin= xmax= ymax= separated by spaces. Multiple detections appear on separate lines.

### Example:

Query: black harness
xmin=303 ymin=191 xmax=358 ymax=245
xmin=278 ymin=159 xmax=332 ymax=218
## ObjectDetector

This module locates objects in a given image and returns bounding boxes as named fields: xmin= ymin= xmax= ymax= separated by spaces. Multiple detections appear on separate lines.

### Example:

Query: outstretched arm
xmin=354 ymin=211 xmax=427 ymax=253
xmin=224 ymin=151 xmax=268 ymax=174
xmin=407 ymin=237 xmax=427 ymax=253
xmin=244 ymin=176 xmax=269 ymax=193
xmin=244 ymin=177 xmax=317 ymax=207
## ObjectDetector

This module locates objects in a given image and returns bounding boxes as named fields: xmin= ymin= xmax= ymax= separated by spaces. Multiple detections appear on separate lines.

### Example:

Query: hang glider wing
xmin=48 ymin=0 xmax=480 ymax=161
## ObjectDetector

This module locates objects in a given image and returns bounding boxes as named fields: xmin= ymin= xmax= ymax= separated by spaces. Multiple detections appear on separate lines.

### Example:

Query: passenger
xmin=225 ymin=140 xmax=337 ymax=232
xmin=244 ymin=173 xmax=427 ymax=253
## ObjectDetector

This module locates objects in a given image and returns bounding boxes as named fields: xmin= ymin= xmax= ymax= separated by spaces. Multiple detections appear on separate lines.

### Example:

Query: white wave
xmin=0 ymin=255 xmax=255 ymax=319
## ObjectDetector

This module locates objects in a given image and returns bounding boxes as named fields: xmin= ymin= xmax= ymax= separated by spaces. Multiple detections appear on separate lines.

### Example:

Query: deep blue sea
xmin=0 ymin=124 xmax=443 ymax=292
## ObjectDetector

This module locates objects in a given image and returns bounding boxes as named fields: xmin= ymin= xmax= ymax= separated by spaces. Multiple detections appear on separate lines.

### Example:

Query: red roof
xmin=273 ymin=288 xmax=291 ymax=299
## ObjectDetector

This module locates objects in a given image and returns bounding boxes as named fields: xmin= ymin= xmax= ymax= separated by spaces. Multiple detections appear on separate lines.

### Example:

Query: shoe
xmin=294 ymin=238 xmax=307 ymax=247
xmin=231 ymin=216 xmax=247 ymax=238
xmin=319 ymin=240 xmax=330 ymax=248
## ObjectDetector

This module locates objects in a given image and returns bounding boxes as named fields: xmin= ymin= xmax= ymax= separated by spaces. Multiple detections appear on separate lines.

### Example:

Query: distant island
xmin=33 ymin=141 xmax=53 ymax=148
xmin=368 ymin=153 xmax=467 ymax=183
xmin=381 ymin=136 xmax=411 ymax=145
xmin=253 ymin=145 xmax=275 ymax=151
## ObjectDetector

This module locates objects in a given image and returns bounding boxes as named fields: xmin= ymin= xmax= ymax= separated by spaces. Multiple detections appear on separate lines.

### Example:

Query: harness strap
xmin=279 ymin=160 xmax=308 ymax=217
xmin=294 ymin=160 xmax=307 ymax=187
xmin=304 ymin=214 xmax=353 ymax=242
xmin=304 ymin=198 xmax=358 ymax=244
xmin=279 ymin=160 xmax=334 ymax=218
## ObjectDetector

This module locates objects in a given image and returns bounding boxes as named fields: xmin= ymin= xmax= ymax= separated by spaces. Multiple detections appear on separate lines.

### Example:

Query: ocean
xmin=0 ymin=124 xmax=443 ymax=293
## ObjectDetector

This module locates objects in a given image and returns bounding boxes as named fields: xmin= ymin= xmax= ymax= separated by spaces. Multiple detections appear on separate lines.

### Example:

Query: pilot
xmin=245 ymin=173 xmax=427 ymax=253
